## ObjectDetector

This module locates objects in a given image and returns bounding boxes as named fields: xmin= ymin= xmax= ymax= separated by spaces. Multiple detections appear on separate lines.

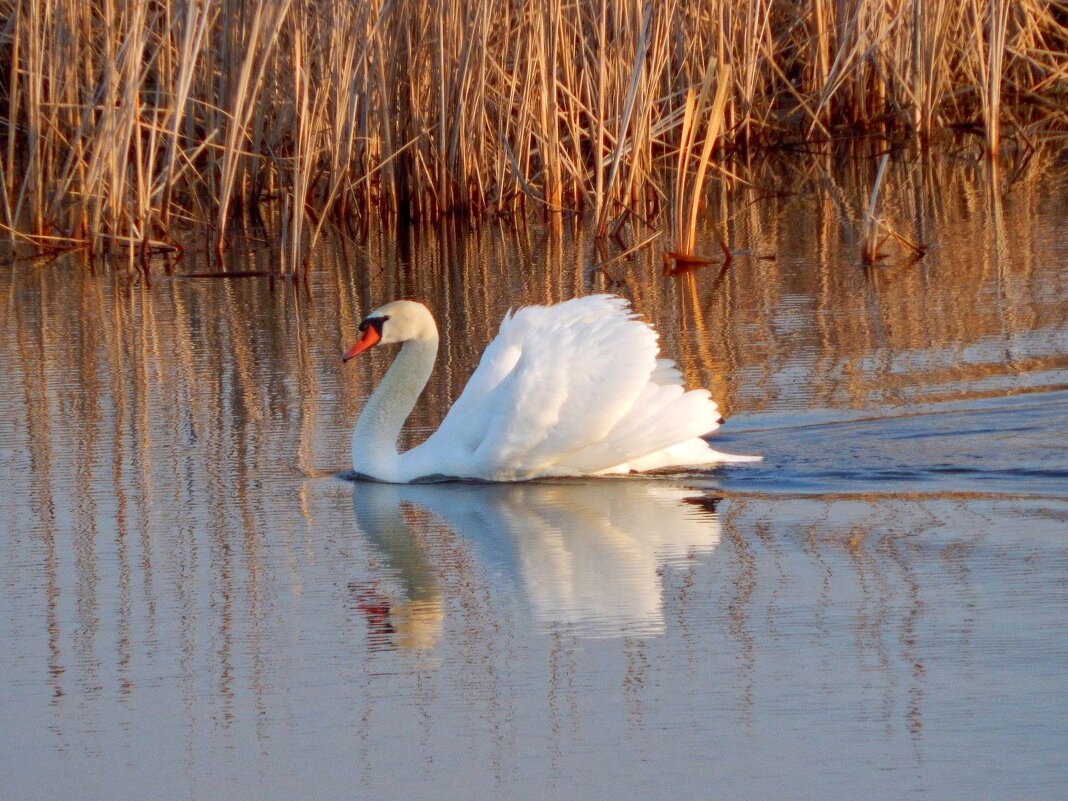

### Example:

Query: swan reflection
xmin=350 ymin=479 xmax=721 ymax=646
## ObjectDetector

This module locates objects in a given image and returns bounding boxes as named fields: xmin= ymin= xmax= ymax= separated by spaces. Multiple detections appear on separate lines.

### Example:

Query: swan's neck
xmin=352 ymin=337 xmax=438 ymax=477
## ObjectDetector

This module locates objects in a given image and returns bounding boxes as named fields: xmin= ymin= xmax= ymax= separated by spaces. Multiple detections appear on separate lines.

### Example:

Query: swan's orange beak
xmin=343 ymin=327 xmax=381 ymax=362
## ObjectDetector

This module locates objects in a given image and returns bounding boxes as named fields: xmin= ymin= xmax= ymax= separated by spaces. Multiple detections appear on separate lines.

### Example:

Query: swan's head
xmin=343 ymin=300 xmax=438 ymax=361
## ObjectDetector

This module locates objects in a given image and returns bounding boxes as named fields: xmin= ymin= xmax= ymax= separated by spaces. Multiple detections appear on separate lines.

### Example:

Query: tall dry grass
xmin=2 ymin=0 xmax=1066 ymax=269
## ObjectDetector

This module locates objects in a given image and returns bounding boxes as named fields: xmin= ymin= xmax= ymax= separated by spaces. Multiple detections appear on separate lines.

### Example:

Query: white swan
xmin=343 ymin=294 xmax=757 ymax=482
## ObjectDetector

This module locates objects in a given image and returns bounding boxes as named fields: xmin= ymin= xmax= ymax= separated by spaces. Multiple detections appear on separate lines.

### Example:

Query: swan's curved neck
xmin=352 ymin=336 xmax=438 ymax=478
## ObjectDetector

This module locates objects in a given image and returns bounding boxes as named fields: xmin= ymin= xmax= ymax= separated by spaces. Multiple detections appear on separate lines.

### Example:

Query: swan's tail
xmin=597 ymin=438 xmax=760 ymax=475
xmin=703 ymin=448 xmax=763 ymax=463
xmin=562 ymin=381 xmax=760 ymax=474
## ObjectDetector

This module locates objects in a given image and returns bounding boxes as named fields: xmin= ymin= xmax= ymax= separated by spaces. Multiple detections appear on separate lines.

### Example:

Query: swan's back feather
xmin=414 ymin=294 xmax=737 ymax=480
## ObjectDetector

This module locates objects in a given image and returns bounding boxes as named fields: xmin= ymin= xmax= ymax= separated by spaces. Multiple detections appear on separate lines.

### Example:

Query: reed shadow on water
xmin=0 ymin=147 xmax=1067 ymax=800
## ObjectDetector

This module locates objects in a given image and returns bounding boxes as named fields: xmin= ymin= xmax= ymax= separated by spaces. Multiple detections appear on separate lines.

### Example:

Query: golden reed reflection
xmin=0 ymin=148 xmax=1063 ymax=747
xmin=12 ymin=271 xmax=65 ymax=701
xmin=716 ymin=492 xmax=1008 ymax=743
xmin=1 ymin=246 xmax=359 ymax=736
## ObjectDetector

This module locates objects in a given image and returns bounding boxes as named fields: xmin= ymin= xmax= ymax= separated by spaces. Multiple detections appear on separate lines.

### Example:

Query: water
xmin=2 ymin=153 xmax=1068 ymax=800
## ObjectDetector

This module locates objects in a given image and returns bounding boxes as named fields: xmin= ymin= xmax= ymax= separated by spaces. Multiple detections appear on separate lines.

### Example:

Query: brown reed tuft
xmin=2 ymin=0 xmax=1066 ymax=269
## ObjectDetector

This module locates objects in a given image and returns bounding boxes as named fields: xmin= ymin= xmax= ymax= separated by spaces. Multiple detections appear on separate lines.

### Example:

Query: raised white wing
xmin=409 ymin=295 xmax=728 ymax=480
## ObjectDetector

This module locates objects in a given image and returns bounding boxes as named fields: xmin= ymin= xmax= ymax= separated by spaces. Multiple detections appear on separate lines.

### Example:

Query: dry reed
xmin=2 ymin=0 xmax=1066 ymax=269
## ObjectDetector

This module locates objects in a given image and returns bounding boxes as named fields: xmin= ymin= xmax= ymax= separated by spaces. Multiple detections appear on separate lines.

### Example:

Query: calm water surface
xmin=2 ymin=155 xmax=1068 ymax=800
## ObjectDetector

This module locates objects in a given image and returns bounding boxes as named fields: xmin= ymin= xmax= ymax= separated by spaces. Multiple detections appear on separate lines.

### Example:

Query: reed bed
xmin=2 ymin=0 xmax=1067 ymax=270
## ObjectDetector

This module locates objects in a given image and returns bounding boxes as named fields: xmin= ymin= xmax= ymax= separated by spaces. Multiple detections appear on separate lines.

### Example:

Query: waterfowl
xmin=343 ymin=294 xmax=756 ymax=482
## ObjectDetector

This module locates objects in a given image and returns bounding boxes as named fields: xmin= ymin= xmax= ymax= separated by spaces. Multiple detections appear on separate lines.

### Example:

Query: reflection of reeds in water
xmin=1 ymin=156 xmax=1065 ymax=759
xmin=717 ymin=493 xmax=1015 ymax=741
xmin=3 ymin=0 xmax=1066 ymax=268
xmin=682 ymin=146 xmax=1068 ymax=415
xmin=2 ymin=153 xmax=1063 ymax=587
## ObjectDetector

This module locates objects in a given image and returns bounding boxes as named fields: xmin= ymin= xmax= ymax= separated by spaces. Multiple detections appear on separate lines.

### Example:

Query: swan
xmin=342 ymin=294 xmax=757 ymax=483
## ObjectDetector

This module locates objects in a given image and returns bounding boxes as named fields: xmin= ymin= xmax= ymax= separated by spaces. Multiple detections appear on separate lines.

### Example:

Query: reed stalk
xmin=862 ymin=153 xmax=890 ymax=264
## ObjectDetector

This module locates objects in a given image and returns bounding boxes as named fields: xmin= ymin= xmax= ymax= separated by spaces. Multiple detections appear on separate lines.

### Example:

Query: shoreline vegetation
xmin=2 ymin=0 xmax=1067 ymax=274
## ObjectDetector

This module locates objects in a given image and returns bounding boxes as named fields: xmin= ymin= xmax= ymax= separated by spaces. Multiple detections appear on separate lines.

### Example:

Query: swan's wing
xmin=428 ymin=295 xmax=656 ymax=474
xmin=423 ymin=295 xmax=721 ymax=478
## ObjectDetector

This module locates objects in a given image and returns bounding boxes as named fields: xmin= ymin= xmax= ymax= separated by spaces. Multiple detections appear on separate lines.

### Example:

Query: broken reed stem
xmin=1 ymin=0 xmax=1065 ymax=270
xmin=862 ymin=153 xmax=891 ymax=264
xmin=861 ymin=153 xmax=928 ymax=265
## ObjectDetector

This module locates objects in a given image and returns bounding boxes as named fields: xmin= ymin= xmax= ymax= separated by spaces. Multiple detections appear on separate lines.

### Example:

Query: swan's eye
xmin=358 ymin=315 xmax=390 ymax=335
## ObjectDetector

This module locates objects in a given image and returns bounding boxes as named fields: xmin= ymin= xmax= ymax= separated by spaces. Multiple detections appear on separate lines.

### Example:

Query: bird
xmin=342 ymin=294 xmax=758 ymax=483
